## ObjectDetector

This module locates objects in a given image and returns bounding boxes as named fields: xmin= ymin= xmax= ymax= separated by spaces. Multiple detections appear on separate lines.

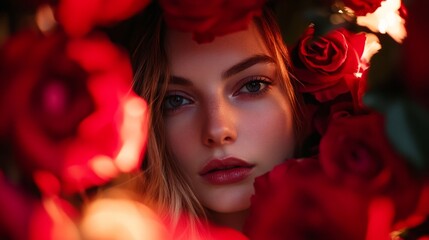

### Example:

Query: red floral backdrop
xmin=0 ymin=0 xmax=428 ymax=239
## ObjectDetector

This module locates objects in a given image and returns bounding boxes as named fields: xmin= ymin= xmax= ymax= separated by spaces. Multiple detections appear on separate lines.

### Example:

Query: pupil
xmin=170 ymin=96 xmax=183 ymax=107
xmin=246 ymin=82 xmax=261 ymax=92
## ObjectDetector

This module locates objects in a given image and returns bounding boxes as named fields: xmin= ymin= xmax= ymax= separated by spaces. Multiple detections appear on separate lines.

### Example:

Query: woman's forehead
xmin=165 ymin=22 xmax=271 ymax=77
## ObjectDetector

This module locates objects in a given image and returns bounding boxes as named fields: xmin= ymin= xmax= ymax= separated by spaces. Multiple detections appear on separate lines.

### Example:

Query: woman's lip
xmin=199 ymin=157 xmax=255 ymax=185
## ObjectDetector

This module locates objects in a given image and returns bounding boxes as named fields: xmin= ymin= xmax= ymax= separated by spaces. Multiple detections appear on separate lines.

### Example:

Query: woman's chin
xmin=207 ymin=207 xmax=250 ymax=231
xmin=199 ymin=182 xmax=254 ymax=214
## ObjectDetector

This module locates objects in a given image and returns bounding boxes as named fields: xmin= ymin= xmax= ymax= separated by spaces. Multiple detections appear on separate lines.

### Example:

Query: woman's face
xmin=164 ymin=23 xmax=295 ymax=216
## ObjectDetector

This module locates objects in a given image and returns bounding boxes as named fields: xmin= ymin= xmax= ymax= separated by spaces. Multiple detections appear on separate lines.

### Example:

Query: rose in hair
xmin=0 ymin=30 xmax=148 ymax=194
xmin=291 ymin=26 xmax=376 ymax=106
xmin=158 ymin=0 xmax=265 ymax=43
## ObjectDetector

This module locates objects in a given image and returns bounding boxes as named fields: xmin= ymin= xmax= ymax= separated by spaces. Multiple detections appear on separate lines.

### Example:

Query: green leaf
xmin=385 ymin=98 xmax=429 ymax=170
xmin=362 ymin=91 xmax=394 ymax=113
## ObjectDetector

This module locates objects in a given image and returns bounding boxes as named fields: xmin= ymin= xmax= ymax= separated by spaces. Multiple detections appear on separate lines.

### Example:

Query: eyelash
xmin=163 ymin=76 xmax=273 ymax=113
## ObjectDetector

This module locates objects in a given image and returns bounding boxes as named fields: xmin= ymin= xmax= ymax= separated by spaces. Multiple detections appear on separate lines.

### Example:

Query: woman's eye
xmin=164 ymin=94 xmax=192 ymax=110
xmin=244 ymin=81 xmax=264 ymax=92
xmin=237 ymin=77 xmax=271 ymax=95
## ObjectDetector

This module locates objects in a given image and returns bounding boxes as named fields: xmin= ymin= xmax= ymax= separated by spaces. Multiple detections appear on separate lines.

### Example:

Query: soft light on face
xmin=164 ymin=22 xmax=295 ymax=220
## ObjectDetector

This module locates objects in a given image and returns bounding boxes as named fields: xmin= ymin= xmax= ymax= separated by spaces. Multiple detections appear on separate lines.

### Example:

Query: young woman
xmin=129 ymin=2 xmax=303 ymax=238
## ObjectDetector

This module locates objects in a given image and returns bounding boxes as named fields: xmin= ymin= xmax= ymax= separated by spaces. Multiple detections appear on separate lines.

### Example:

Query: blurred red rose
xmin=0 ymin=173 xmax=79 ymax=240
xmin=319 ymin=113 xmax=422 ymax=220
xmin=0 ymin=30 xmax=148 ymax=194
xmin=206 ymin=223 xmax=248 ymax=240
xmin=245 ymin=113 xmax=424 ymax=239
xmin=310 ymin=97 xmax=359 ymax=136
xmin=0 ymin=30 xmax=94 ymax=175
xmin=170 ymin=211 xmax=248 ymax=239
xmin=245 ymin=155 xmax=421 ymax=239
xmin=57 ymin=0 xmax=150 ymax=37
xmin=291 ymin=26 xmax=367 ymax=103
xmin=391 ymin=181 xmax=429 ymax=237
xmin=343 ymin=0 xmax=383 ymax=16
xmin=158 ymin=0 xmax=265 ymax=43
xmin=244 ymin=157 xmax=370 ymax=240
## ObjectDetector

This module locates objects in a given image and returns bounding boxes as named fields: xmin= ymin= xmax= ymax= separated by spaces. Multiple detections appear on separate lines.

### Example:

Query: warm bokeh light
xmin=80 ymin=197 xmax=169 ymax=240
xmin=361 ymin=33 xmax=382 ymax=64
xmin=90 ymin=155 xmax=119 ymax=180
xmin=35 ymin=4 xmax=57 ymax=33
xmin=115 ymin=96 xmax=148 ymax=173
xmin=355 ymin=33 xmax=381 ymax=78
xmin=87 ymin=95 xmax=148 ymax=180
xmin=356 ymin=0 xmax=407 ymax=43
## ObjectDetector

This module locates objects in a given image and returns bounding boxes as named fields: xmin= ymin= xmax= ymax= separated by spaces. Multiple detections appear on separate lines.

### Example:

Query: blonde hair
xmin=129 ymin=3 xmax=303 ymax=238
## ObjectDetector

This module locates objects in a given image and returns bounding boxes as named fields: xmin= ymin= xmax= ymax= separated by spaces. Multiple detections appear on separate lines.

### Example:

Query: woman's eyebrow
xmin=169 ymin=54 xmax=275 ymax=85
xmin=222 ymin=54 xmax=275 ymax=79
xmin=169 ymin=76 xmax=192 ymax=86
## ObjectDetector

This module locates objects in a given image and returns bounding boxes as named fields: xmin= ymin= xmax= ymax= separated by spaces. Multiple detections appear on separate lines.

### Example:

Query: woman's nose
xmin=201 ymin=100 xmax=237 ymax=147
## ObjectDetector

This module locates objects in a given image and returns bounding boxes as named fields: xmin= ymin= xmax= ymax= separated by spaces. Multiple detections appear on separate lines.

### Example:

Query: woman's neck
xmin=207 ymin=209 xmax=249 ymax=232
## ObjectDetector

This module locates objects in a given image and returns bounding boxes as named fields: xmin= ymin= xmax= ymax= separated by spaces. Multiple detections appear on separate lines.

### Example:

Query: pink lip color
xmin=199 ymin=157 xmax=255 ymax=185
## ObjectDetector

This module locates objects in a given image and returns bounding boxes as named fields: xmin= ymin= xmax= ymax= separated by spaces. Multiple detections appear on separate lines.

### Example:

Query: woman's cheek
xmin=165 ymin=110 xmax=200 ymax=163
xmin=238 ymin=95 xmax=295 ymax=159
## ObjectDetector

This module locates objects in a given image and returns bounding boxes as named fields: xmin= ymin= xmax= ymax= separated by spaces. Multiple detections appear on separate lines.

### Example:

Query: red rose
xmin=57 ymin=0 xmax=150 ymax=37
xmin=343 ymin=0 xmax=383 ymax=16
xmin=0 ymin=30 xmax=148 ymax=194
xmin=158 ymin=0 xmax=265 ymax=43
xmin=291 ymin=26 xmax=367 ymax=103
xmin=244 ymin=158 xmax=370 ymax=240
xmin=319 ymin=113 xmax=422 ymax=220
